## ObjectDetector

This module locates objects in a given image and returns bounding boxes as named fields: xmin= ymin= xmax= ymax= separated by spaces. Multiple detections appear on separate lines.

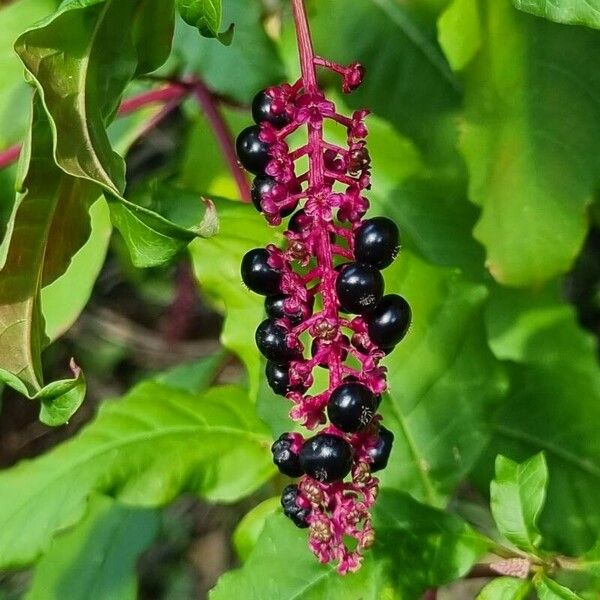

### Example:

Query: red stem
xmin=118 ymin=82 xmax=189 ymax=115
xmin=192 ymin=78 xmax=251 ymax=202
xmin=0 ymin=144 xmax=21 ymax=170
xmin=292 ymin=0 xmax=343 ymax=387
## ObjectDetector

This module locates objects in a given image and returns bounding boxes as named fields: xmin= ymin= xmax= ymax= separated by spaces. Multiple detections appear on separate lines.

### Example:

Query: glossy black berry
xmin=281 ymin=484 xmax=309 ymax=528
xmin=271 ymin=433 xmax=304 ymax=477
xmin=366 ymin=294 xmax=411 ymax=348
xmin=256 ymin=319 xmax=299 ymax=364
xmin=288 ymin=209 xmax=311 ymax=233
xmin=355 ymin=217 xmax=400 ymax=269
xmin=265 ymin=361 xmax=300 ymax=395
xmin=251 ymin=176 xmax=298 ymax=217
xmin=369 ymin=426 xmax=394 ymax=472
xmin=336 ymin=262 xmax=384 ymax=314
xmin=299 ymin=433 xmax=353 ymax=482
xmin=236 ymin=125 xmax=270 ymax=175
xmin=241 ymin=248 xmax=281 ymax=296
xmin=327 ymin=382 xmax=376 ymax=433
xmin=252 ymin=89 xmax=290 ymax=128
xmin=265 ymin=294 xmax=305 ymax=325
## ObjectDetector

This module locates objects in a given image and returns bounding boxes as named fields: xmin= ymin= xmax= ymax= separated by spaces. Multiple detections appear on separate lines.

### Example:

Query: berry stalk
xmin=237 ymin=0 xmax=411 ymax=574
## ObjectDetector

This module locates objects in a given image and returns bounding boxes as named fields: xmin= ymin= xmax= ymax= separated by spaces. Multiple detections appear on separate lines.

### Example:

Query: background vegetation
xmin=0 ymin=0 xmax=599 ymax=598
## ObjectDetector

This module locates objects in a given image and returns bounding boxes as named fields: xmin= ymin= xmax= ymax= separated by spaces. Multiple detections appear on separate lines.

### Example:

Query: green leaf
xmin=0 ymin=382 xmax=274 ymax=568
xmin=379 ymin=251 xmax=508 ymax=505
xmin=15 ymin=0 xmax=210 ymax=267
xmin=374 ymin=489 xmax=490 ymax=595
xmin=232 ymin=497 xmax=280 ymax=562
xmin=0 ymin=97 xmax=94 ymax=410
xmin=172 ymin=0 xmax=284 ymax=102
xmin=311 ymin=0 xmax=460 ymax=160
xmin=437 ymin=0 xmax=482 ymax=71
xmin=212 ymin=513 xmax=395 ymax=600
xmin=476 ymin=577 xmax=532 ymax=600
xmin=534 ymin=573 xmax=585 ymax=600
xmin=0 ymin=359 xmax=85 ymax=427
xmin=189 ymin=199 xmax=281 ymax=400
xmin=513 ymin=0 xmax=600 ymax=29
xmin=26 ymin=495 xmax=159 ymax=600
xmin=478 ymin=285 xmax=600 ymax=554
xmin=177 ymin=0 xmax=233 ymax=43
xmin=461 ymin=1 xmax=600 ymax=286
xmin=490 ymin=453 xmax=548 ymax=552
xmin=154 ymin=351 xmax=227 ymax=393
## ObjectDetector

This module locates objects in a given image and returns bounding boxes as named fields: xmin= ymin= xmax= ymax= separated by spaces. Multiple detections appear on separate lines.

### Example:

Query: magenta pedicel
xmin=237 ymin=0 xmax=411 ymax=573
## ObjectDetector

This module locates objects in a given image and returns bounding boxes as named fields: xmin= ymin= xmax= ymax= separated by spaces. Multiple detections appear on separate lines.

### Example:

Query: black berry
xmin=265 ymin=361 xmax=298 ymax=395
xmin=236 ymin=125 xmax=271 ymax=175
xmin=271 ymin=433 xmax=304 ymax=477
xmin=299 ymin=433 xmax=353 ymax=482
xmin=354 ymin=217 xmax=400 ymax=269
xmin=336 ymin=262 xmax=384 ymax=314
xmin=288 ymin=209 xmax=311 ymax=233
xmin=252 ymin=89 xmax=290 ymax=128
xmin=255 ymin=319 xmax=299 ymax=364
xmin=366 ymin=294 xmax=411 ymax=348
xmin=327 ymin=382 xmax=376 ymax=433
xmin=369 ymin=426 xmax=394 ymax=472
xmin=265 ymin=294 xmax=306 ymax=325
xmin=241 ymin=248 xmax=281 ymax=296
xmin=281 ymin=484 xmax=309 ymax=528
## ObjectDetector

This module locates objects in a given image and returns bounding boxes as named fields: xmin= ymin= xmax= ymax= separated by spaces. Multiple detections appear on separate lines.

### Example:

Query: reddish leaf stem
xmin=0 ymin=144 xmax=21 ymax=170
xmin=191 ymin=77 xmax=251 ymax=202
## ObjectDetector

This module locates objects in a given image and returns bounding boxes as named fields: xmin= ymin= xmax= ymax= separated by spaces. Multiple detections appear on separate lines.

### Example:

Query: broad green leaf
xmin=379 ymin=251 xmax=508 ymax=505
xmin=490 ymin=454 xmax=548 ymax=552
xmin=478 ymin=285 xmax=600 ymax=554
xmin=177 ymin=0 xmax=233 ymax=43
xmin=15 ymin=0 xmax=214 ymax=267
xmin=172 ymin=0 xmax=285 ymax=102
xmin=233 ymin=497 xmax=280 ymax=562
xmin=438 ymin=0 xmax=482 ymax=70
xmin=211 ymin=513 xmax=396 ymax=600
xmin=476 ymin=577 xmax=532 ymax=600
xmin=374 ymin=489 xmax=490 ymax=595
xmin=154 ymin=351 xmax=227 ymax=393
xmin=513 ymin=0 xmax=600 ymax=29
xmin=26 ymin=495 xmax=159 ymax=600
xmin=311 ymin=0 xmax=461 ymax=160
xmin=534 ymin=573 xmax=584 ymax=600
xmin=0 ymin=383 xmax=274 ymax=568
xmin=461 ymin=1 xmax=600 ymax=286
xmin=0 ymin=97 xmax=94 ymax=415
xmin=0 ymin=0 xmax=58 ymax=148
xmin=189 ymin=199 xmax=280 ymax=400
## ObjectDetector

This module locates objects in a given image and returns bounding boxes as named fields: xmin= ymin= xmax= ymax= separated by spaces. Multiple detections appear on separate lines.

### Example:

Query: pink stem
xmin=0 ymin=144 xmax=20 ymax=170
xmin=192 ymin=78 xmax=251 ymax=203
xmin=118 ymin=82 xmax=190 ymax=115
xmin=292 ymin=0 xmax=344 ymax=387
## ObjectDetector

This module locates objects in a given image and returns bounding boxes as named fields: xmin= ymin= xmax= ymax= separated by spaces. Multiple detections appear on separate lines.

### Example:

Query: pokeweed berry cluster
xmin=236 ymin=0 xmax=411 ymax=574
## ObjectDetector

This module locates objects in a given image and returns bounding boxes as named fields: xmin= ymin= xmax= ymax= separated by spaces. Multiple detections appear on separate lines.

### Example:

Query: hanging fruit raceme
xmin=237 ymin=0 xmax=411 ymax=574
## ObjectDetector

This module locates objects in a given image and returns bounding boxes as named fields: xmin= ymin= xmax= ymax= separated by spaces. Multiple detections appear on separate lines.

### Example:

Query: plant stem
xmin=292 ymin=0 xmax=344 ymax=387
xmin=117 ymin=82 xmax=189 ymax=115
xmin=0 ymin=144 xmax=21 ymax=170
xmin=192 ymin=78 xmax=251 ymax=202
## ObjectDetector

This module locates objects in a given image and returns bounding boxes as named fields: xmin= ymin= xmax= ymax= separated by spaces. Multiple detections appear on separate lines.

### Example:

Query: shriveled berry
xmin=327 ymin=382 xmax=376 ymax=432
xmin=369 ymin=426 xmax=394 ymax=472
xmin=311 ymin=336 xmax=349 ymax=368
xmin=299 ymin=433 xmax=353 ymax=482
xmin=256 ymin=319 xmax=298 ymax=364
xmin=336 ymin=262 xmax=384 ymax=314
xmin=355 ymin=217 xmax=400 ymax=269
xmin=236 ymin=125 xmax=270 ymax=175
xmin=265 ymin=294 xmax=305 ymax=325
xmin=272 ymin=433 xmax=304 ymax=477
xmin=281 ymin=484 xmax=309 ymax=528
xmin=252 ymin=89 xmax=290 ymax=128
xmin=241 ymin=248 xmax=281 ymax=296
xmin=366 ymin=294 xmax=411 ymax=348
